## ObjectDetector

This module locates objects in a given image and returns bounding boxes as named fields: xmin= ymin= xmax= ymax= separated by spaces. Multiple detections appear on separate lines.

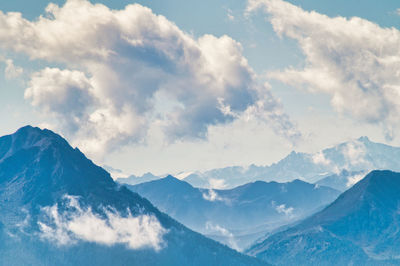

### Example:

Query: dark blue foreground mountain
xmin=127 ymin=176 xmax=340 ymax=250
xmin=0 ymin=126 xmax=267 ymax=266
xmin=247 ymin=170 xmax=400 ymax=265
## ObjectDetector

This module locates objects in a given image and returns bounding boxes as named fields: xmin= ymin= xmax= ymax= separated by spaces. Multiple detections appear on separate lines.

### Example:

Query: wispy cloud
xmin=205 ymin=222 xmax=239 ymax=251
xmin=4 ymin=59 xmax=23 ymax=79
xmin=38 ymin=195 xmax=167 ymax=251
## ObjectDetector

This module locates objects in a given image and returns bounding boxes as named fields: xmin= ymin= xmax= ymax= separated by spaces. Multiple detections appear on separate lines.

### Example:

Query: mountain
xmin=0 ymin=126 xmax=267 ymax=266
xmin=116 ymin=172 xmax=159 ymax=186
xmin=127 ymin=176 xmax=340 ymax=250
xmin=179 ymin=136 xmax=400 ymax=189
xmin=113 ymin=137 xmax=400 ymax=189
xmin=247 ymin=170 xmax=400 ymax=265
xmin=315 ymin=169 xmax=368 ymax=192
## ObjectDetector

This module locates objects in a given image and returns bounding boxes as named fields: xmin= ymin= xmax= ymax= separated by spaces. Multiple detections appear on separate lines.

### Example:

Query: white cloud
xmin=227 ymin=9 xmax=235 ymax=21
xmin=346 ymin=172 xmax=365 ymax=188
xmin=0 ymin=0 xmax=300 ymax=157
xmin=201 ymin=189 xmax=229 ymax=203
xmin=208 ymin=178 xmax=228 ymax=189
xmin=25 ymin=68 xmax=95 ymax=133
xmin=248 ymin=0 xmax=400 ymax=141
xmin=311 ymin=151 xmax=340 ymax=174
xmin=312 ymin=151 xmax=331 ymax=166
xmin=341 ymin=141 xmax=368 ymax=167
xmin=38 ymin=195 xmax=167 ymax=251
xmin=205 ymin=222 xmax=239 ymax=251
xmin=271 ymin=201 xmax=294 ymax=216
xmin=276 ymin=204 xmax=293 ymax=215
xmin=4 ymin=59 xmax=23 ymax=79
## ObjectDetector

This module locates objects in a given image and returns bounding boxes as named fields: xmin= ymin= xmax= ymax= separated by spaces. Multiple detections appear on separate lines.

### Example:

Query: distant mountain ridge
xmin=116 ymin=172 xmax=159 ymax=185
xmin=0 ymin=126 xmax=267 ymax=266
xmin=118 ymin=136 xmax=400 ymax=189
xmin=127 ymin=175 xmax=340 ymax=250
xmin=247 ymin=170 xmax=400 ymax=265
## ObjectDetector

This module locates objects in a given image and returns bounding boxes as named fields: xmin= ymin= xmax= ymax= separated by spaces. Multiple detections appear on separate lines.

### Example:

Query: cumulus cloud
xmin=25 ymin=68 xmax=94 ymax=133
xmin=38 ymin=195 xmax=167 ymax=251
xmin=248 ymin=0 xmax=400 ymax=140
xmin=0 ymin=0 xmax=300 ymax=157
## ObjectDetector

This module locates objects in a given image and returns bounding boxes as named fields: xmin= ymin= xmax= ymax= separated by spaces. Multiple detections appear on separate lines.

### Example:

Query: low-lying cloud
xmin=272 ymin=201 xmax=294 ymax=216
xmin=205 ymin=222 xmax=239 ymax=251
xmin=38 ymin=195 xmax=167 ymax=251
xmin=201 ymin=189 xmax=229 ymax=204
xmin=346 ymin=172 xmax=366 ymax=188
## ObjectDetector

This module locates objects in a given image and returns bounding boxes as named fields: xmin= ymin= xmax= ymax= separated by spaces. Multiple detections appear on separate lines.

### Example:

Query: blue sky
xmin=0 ymin=0 xmax=399 ymax=176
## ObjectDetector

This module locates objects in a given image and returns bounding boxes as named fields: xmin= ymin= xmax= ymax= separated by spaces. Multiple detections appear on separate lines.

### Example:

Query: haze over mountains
xmin=248 ymin=170 xmax=400 ymax=265
xmin=0 ymin=126 xmax=266 ymax=266
xmin=3 ymin=125 xmax=400 ymax=266
xmin=127 ymin=176 xmax=340 ymax=250
xmin=117 ymin=136 xmax=400 ymax=191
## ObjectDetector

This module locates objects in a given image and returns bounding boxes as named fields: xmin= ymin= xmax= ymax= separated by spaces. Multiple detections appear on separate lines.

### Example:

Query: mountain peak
xmin=6 ymin=125 xmax=70 ymax=151
xmin=0 ymin=125 xmax=69 ymax=161
xmin=0 ymin=125 xmax=118 ymax=206
xmin=163 ymin=175 xmax=183 ymax=183
xmin=249 ymin=170 xmax=400 ymax=265
xmin=310 ymin=170 xmax=400 ymax=225
xmin=357 ymin=136 xmax=370 ymax=143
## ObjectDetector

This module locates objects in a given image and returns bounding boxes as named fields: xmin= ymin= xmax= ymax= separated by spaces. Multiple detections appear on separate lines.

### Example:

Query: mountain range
xmin=126 ymin=176 xmax=340 ymax=250
xmin=5 ymin=126 xmax=400 ymax=265
xmin=117 ymin=136 xmax=400 ymax=190
xmin=247 ymin=170 xmax=400 ymax=265
xmin=0 ymin=126 xmax=266 ymax=266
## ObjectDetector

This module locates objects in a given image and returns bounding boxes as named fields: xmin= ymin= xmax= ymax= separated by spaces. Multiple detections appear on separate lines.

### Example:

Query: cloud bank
xmin=38 ymin=196 xmax=167 ymax=251
xmin=248 ymin=0 xmax=400 ymax=140
xmin=0 ymin=0 xmax=300 ymax=157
